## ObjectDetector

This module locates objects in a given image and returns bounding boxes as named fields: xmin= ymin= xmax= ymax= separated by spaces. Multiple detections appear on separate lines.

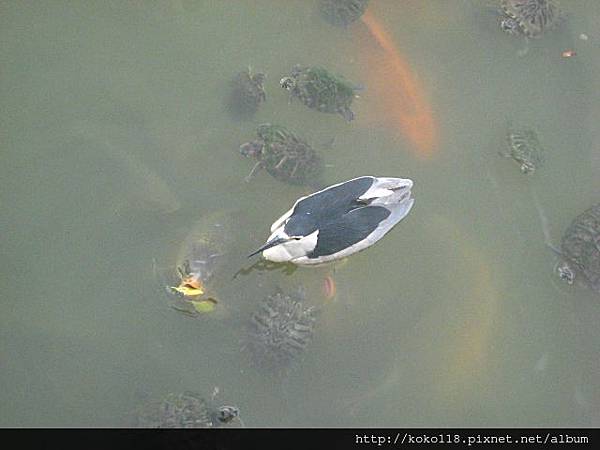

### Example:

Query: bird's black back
xmin=292 ymin=176 xmax=374 ymax=221
xmin=284 ymin=177 xmax=393 ymax=258
xmin=309 ymin=205 xmax=390 ymax=257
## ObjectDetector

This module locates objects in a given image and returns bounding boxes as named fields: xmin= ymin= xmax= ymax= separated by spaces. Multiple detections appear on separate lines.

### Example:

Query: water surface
xmin=1 ymin=0 xmax=600 ymax=427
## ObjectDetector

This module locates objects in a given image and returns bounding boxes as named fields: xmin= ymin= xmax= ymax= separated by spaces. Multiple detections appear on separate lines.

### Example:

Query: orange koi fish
xmin=358 ymin=9 xmax=438 ymax=159
xmin=426 ymin=215 xmax=500 ymax=404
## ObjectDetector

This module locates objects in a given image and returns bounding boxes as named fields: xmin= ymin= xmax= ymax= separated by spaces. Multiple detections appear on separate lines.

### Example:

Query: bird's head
xmin=248 ymin=214 xmax=318 ymax=262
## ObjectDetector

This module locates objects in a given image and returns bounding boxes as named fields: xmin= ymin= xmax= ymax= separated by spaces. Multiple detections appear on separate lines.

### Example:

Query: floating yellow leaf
xmin=171 ymin=285 xmax=204 ymax=297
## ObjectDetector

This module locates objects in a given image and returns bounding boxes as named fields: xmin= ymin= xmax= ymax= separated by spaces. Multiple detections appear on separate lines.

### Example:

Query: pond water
xmin=1 ymin=0 xmax=599 ymax=427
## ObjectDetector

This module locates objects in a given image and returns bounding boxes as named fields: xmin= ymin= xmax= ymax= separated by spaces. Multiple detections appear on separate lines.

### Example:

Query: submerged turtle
xmin=227 ymin=67 xmax=266 ymax=119
xmin=500 ymin=123 xmax=545 ymax=174
xmin=280 ymin=65 xmax=360 ymax=122
xmin=244 ymin=288 xmax=319 ymax=374
xmin=154 ymin=210 xmax=237 ymax=317
xmin=319 ymin=0 xmax=370 ymax=27
xmin=498 ymin=0 xmax=562 ymax=39
xmin=239 ymin=123 xmax=323 ymax=186
xmin=555 ymin=203 xmax=600 ymax=294
xmin=135 ymin=391 xmax=242 ymax=428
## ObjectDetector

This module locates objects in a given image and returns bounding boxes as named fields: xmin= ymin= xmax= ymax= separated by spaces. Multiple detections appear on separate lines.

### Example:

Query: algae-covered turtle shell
xmin=154 ymin=210 xmax=237 ymax=317
xmin=280 ymin=65 xmax=360 ymax=122
xmin=244 ymin=287 xmax=319 ymax=374
xmin=135 ymin=391 xmax=242 ymax=428
xmin=500 ymin=123 xmax=545 ymax=174
xmin=499 ymin=0 xmax=562 ymax=39
xmin=556 ymin=203 xmax=600 ymax=294
xmin=227 ymin=67 xmax=266 ymax=119
xmin=319 ymin=0 xmax=370 ymax=27
xmin=239 ymin=123 xmax=323 ymax=186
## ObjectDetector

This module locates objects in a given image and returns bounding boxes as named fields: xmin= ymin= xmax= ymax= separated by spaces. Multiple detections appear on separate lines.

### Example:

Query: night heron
xmin=248 ymin=176 xmax=415 ymax=265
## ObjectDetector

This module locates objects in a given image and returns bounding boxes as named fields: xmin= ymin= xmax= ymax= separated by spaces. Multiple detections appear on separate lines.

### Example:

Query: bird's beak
xmin=247 ymin=237 xmax=289 ymax=258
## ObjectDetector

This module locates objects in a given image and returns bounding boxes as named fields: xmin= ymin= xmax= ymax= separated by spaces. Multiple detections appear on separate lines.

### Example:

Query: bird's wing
xmin=309 ymin=205 xmax=391 ymax=258
xmin=293 ymin=176 xmax=375 ymax=219
xmin=358 ymin=177 xmax=411 ymax=202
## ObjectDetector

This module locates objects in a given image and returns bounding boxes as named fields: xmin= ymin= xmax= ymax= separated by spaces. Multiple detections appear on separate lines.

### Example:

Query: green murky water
xmin=1 ymin=0 xmax=599 ymax=427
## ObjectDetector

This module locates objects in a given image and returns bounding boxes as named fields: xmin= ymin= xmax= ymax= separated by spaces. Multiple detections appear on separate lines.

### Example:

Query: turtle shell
xmin=245 ymin=289 xmax=318 ymax=373
xmin=501 ymin=0 xmax=562 ymax=38
xmin=135 ymin=392 xmax=215 ymax=428
xmin=240 ymin=123 xmax=323 ymax=186
xmin=504 ymin=125 xmax=545 ymax=173
xmin=228 ymin=68 xmax=266 ymax=119
xmin=319 ymin=0 xmax=370 ymax=27
xmin=560 ymin=203 xmax=600 ymax=293
xmin=281 ymin=65 xmax=358 ymax=121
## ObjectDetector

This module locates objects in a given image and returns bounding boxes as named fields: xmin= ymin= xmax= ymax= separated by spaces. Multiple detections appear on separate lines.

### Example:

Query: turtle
xmin=153 ymin=210 xmax=237 ymax=317
xmin=554 ymin=203 xmax=600 ymax=294
xmin=499 ymin=0 xmax=562 ymax=39
xmin=500 ymin=123 xmax=545 ymax=174
xmin=239 ymin=123 xmax=323 ymax=186
xmin=495 ymin=0 xmax=564 ymax=55
xmin=244 ymin=287 xmax=319 ymax=374
xmin=319 ymin=0 xmax=370 ymax=27
xmin=280 ymin=65 xmax=360 ymax=122
xmin=134 ymin=391 xmax=242 ymax=428
xmin=227 ymin=67 xmax=266 ymax=119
